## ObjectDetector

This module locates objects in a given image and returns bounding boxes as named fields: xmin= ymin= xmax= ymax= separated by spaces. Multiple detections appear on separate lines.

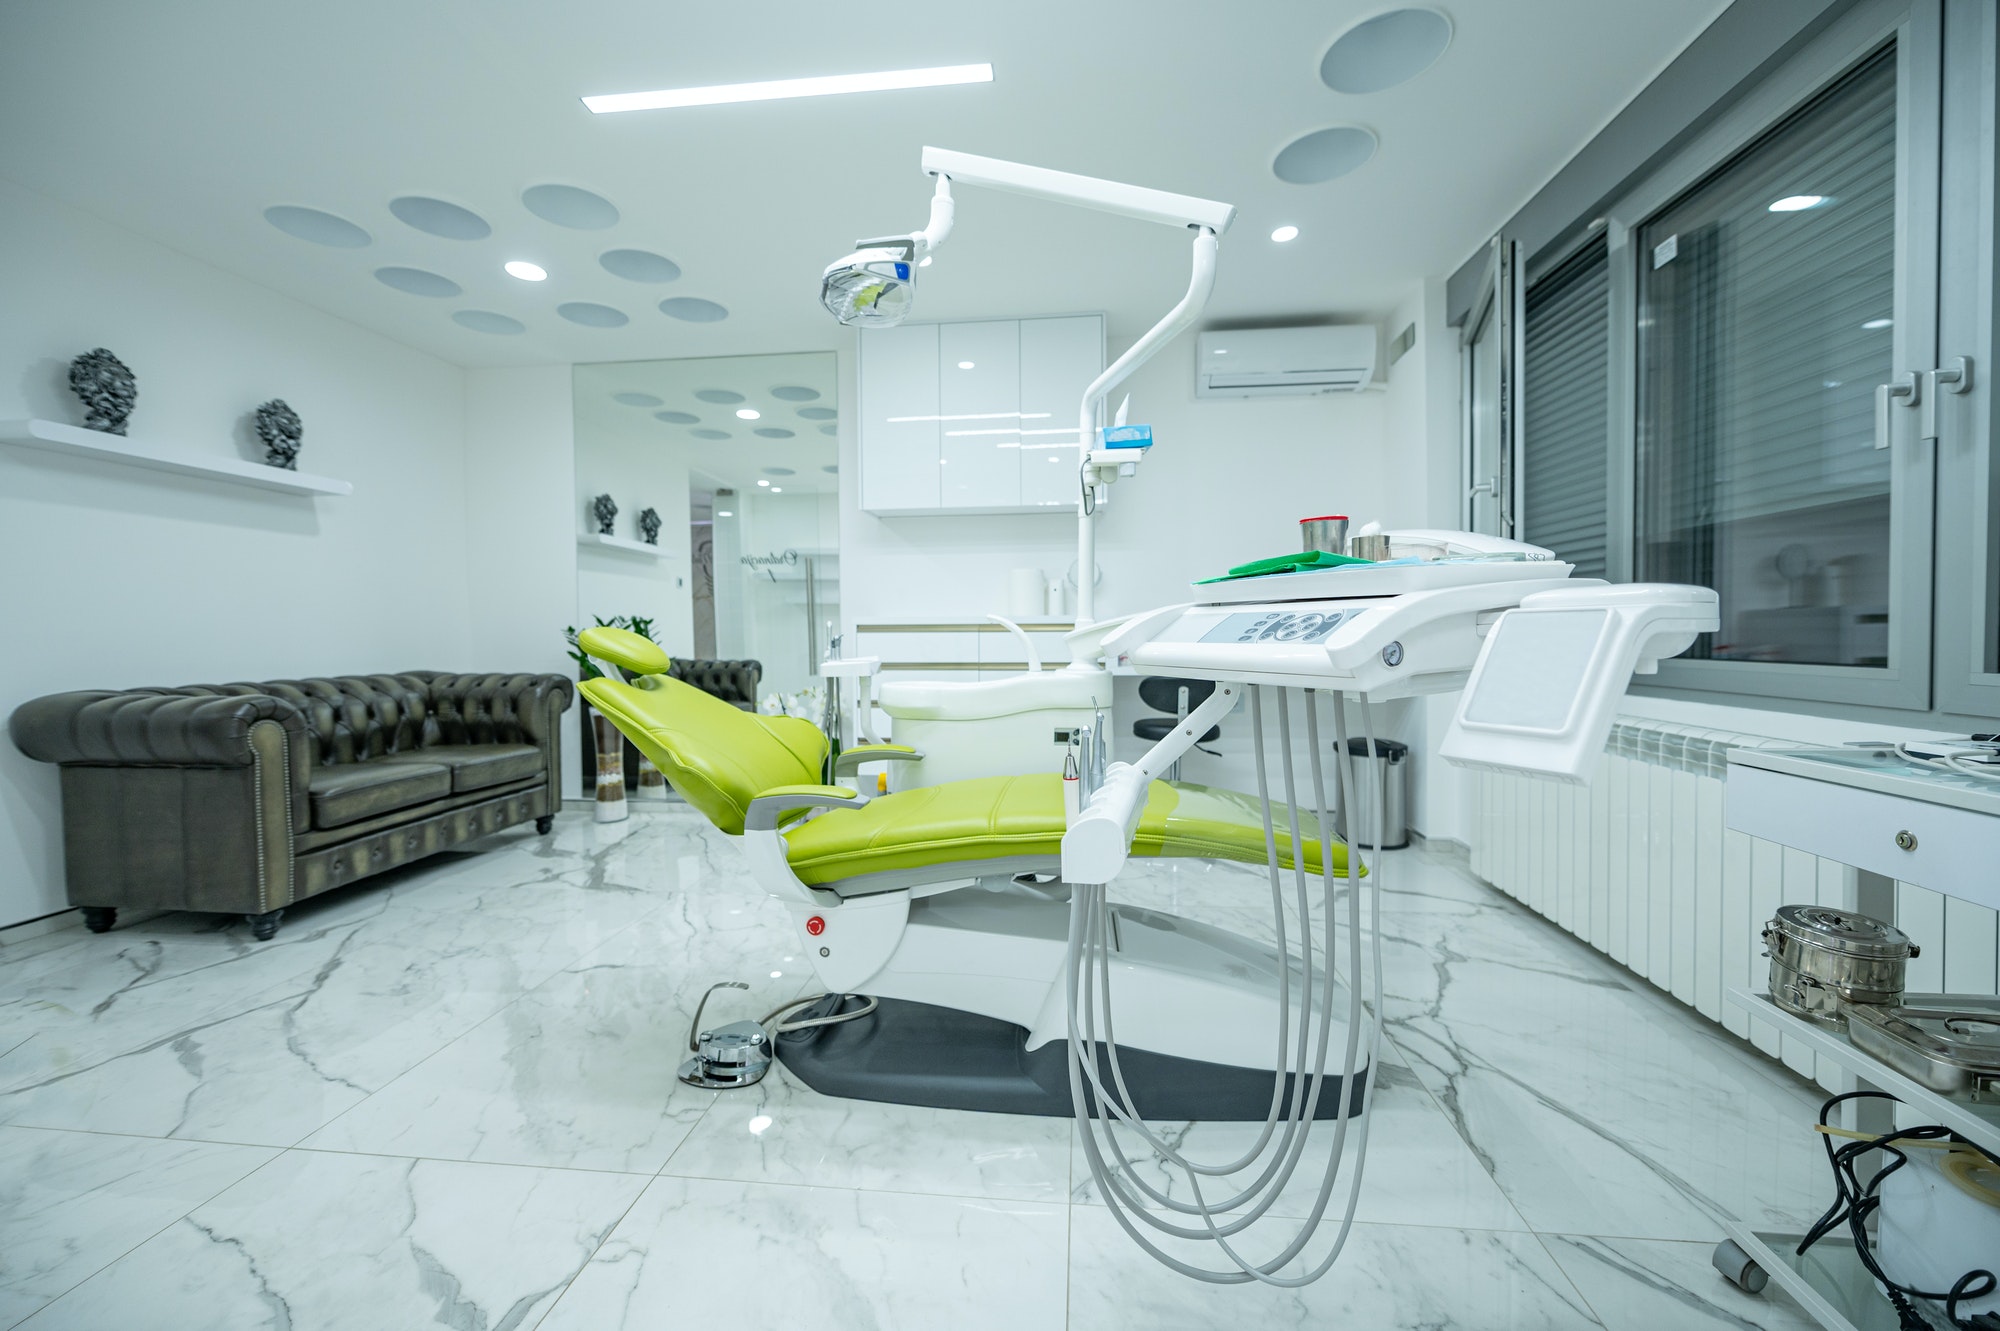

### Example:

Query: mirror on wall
xmin=572 ymin=351 xmax=839 ymax=726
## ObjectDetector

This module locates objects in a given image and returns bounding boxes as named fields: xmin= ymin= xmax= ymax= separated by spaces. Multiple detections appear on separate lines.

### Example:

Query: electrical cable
xmin=1062 ymin=683 xmax=1384 ymax=1284
xmin=1795 ymin=1090 xmax=2000 ymax=1328
xmin=760 ymin=993 xmax=879 ymax=1035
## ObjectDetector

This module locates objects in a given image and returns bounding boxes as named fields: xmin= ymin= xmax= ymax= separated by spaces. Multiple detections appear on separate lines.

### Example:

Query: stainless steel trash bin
xmin=1333 ymin=736 xmax=1409 ymax=850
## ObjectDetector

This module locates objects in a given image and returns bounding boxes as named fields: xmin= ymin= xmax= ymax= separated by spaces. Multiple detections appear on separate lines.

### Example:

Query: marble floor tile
xmin=301 ymin=922 xmax=804 ymax=1173
xmin=1378 ymin=900 xmax=1828 ymax=1242
xmin=1066 ymin=1205 xmax=1602 ymax=1329
xmin=17 ymin=1149 xmax=646 ymax=1331
xmin=1069 ymin=1060 xmax=1527 ymax=1231
xmin=666 ymin=1060 xmax=1074 ymax=1203
xmin=0 ymin=1126 xmax=276 ymax=1328
xmin=0 ymin=850 xmax=667 ymax=1144
xmin=1544 ymin=1234 xmax=1824 ymax=1331
xmin=536 ymin=1175 xmax=1070 ymax=1331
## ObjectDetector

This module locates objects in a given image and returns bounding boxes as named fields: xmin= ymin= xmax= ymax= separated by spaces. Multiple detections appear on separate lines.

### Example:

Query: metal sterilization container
xmin=1762 ymin=905 xmax=1917 ymax=1029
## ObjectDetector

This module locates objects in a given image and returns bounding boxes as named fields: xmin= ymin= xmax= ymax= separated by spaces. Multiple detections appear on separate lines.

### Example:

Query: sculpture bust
xmin=638 ymin=506 xmax=661 ymax=545
xmin=254 ymin=399 xmax=303 ymax=470
xmin=68 ymin=348 xmax=138 ymax=436
xmin=592 ymin=493 xmax=618 ymax=535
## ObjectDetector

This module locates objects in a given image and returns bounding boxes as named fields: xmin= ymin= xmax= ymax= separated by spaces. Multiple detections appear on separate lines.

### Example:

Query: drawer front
xmin=1726 ymin=765 xmax=2000 ymax=908
xmin=858 ymin=631 xmax=979 ymax=664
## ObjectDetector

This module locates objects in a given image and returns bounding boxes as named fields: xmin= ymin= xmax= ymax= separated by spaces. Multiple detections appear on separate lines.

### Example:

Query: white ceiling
xmin=573 ymin=351 xmax=838 ymax=496
xmin=0 ymin=0 xmax=1728 ymax=368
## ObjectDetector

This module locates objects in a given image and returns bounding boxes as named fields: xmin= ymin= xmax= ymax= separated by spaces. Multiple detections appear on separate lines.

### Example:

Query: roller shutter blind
xmin=1521 ymin=237 xmax=1610 ymax=580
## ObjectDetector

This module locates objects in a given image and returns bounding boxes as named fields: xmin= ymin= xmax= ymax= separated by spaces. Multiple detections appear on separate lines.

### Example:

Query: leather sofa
xmin=10 ymin=672 xmax=574 ymax=939
xmin=665 ymin=658 xmax=761 ymax=710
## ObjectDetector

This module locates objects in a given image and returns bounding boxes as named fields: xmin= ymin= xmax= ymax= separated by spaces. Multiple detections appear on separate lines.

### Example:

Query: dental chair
xmin=577 ymin=624 xmax=1363 ymax=1120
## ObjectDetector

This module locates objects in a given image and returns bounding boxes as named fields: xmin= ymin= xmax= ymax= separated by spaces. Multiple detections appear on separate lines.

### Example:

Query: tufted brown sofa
xmin=665 ymin=658 xmax=761 ymax=710
xmin=10 ymin=672 xmax=573 ymax=939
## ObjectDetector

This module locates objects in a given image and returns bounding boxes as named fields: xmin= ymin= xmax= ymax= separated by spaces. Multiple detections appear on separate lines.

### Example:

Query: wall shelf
xmin=1 ymin=418 xmax=353 ymax=495
xmin=578 ymin=533 xmax=669 ymax=558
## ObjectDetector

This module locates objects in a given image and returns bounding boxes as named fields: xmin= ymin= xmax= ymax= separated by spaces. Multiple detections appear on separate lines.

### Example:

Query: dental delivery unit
xmin=580 ymin=147 xmax=1720 ymax=1286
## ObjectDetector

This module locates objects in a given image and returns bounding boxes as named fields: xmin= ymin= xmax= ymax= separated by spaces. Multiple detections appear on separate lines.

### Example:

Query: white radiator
xmin=1469 ymin=720 xmax=2000 ymax=1092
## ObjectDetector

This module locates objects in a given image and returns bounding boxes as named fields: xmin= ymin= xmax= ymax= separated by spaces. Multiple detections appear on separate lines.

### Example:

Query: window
xmin=1634 ymin=49 xmax=1897 ymax=669
xmin=1522 ymin=237 xmax=1609 ymax=578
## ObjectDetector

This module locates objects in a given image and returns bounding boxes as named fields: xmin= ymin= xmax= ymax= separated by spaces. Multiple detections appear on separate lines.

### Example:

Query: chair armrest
xmin=745 ymin=784 xmax=868 ymax=831
xmin=10 ymin=690 xmax=310 ymax=769
xmin=833 ymin=744 xmax=925 ymax=779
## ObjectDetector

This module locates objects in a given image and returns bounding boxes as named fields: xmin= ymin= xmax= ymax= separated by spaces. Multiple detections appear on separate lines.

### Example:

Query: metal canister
xmin=1299 ymin=515 xmax=1349 ymax=555
xmin=1763 ymin=905 xmax=1918 ymax=1029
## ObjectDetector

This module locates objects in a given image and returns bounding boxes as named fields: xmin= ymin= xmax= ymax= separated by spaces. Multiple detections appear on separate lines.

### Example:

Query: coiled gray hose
xmin=1064 ymin=685 xmax=1387 ymax=1284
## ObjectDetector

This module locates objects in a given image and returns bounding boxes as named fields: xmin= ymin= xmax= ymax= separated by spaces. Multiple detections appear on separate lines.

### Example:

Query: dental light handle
xmin=1062 ymin=683 xmax=1239 ymax=883
xmin=1076 ymin=226 xmax=1220 ymax=624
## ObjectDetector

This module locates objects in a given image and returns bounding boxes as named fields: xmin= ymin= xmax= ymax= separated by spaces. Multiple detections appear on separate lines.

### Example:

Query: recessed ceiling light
xmin=919 ymin=256 xmax=933 ymax=267
xmin=583 ymin=63 xmax=994 ymax=114
xmin=1862 ymin=317 xmax=1893 ymax=330
xmin=736 ymin=408 xmax=760 ymax=420
xmin=505 ymin=260 xmax=547 ymax=281
xmin=958 ymin=361 xmax=975 ymax=369
xmin=1271 ymin=225 xmax=1300 ymax=243
xmin=1768 ymin=194 xmax=1828 ymax=212
xmin=757 ymin=479 xmax=770 ymax=486
xmin=770 ymin=487 xmax=782 ymax=493
xmin=1215 ymin=349 xmax=1229 ymax=355
xmin=717 ymin=510 xmax=734 ymax=517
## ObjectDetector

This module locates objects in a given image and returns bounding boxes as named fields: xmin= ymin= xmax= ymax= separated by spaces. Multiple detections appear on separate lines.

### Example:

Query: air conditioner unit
xmin=1195 ymin=325 xmax=1377 ymax=397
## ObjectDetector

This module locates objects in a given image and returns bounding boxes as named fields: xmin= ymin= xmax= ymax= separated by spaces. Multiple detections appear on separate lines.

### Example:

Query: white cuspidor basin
xmin=878 ymin=668 xmax=1114 ymax=720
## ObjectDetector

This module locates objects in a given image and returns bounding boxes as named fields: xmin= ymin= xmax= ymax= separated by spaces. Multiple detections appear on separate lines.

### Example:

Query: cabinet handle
xmin=1921 ymin=356 xmax=1973 ymax=443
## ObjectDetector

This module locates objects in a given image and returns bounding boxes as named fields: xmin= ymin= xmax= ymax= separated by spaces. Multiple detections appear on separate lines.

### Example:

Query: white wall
xmin=0 ymin=179 xmax=475 ymax=924
xmin=464 ymin=363 xmax=582 ymax=796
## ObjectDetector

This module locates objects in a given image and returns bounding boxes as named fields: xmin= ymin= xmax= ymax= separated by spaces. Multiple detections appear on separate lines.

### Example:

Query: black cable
xmin=1796 ymin=1090 xmax=1999 ymax=1328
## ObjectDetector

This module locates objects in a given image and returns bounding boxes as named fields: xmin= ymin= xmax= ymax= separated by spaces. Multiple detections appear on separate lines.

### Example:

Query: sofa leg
xmin=245 ymin=909 xmax=284 ymax=942
xmin=81 ymin=906 xmax=117 ymax=933
xmin=536 ymin=814 xmax=554 ymax=835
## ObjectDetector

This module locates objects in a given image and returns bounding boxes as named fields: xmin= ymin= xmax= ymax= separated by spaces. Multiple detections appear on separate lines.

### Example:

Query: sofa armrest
xmin=11 ymin=690 xmax=310 ymax=771
xmin=422 ymin=673 xmax=576 ymax=746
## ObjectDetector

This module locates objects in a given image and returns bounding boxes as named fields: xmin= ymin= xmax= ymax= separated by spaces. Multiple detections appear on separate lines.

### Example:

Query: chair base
xmin=774 ymin=995 xmax=1367 ymax=1121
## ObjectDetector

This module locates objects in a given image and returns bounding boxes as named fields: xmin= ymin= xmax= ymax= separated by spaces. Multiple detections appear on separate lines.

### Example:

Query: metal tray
xmin=1847 ymin=995 xmax=2000 ymax=1100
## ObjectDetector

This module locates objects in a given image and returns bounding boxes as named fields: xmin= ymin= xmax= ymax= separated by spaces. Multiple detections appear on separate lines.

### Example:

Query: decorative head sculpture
xmin=68 ymin=348 xmax=138 ymax=436
xmin=254 ymin=399 xmax=303 ymax=470
xmin=592 ymin=493 xmax=618 ymax=535
xmin=638 ymin=506 xmax=661 ymax=545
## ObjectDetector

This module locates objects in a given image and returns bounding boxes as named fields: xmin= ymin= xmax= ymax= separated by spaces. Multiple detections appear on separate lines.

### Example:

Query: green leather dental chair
xmin=577 ymin=625 xmax=1362 ymax=1119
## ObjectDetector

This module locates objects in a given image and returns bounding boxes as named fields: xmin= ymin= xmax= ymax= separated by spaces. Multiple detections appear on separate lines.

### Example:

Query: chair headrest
xmin=579 ymin=625 xmax=670 ymax=678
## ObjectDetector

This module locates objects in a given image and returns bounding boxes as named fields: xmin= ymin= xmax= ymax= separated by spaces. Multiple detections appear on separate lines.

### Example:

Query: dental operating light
xmin=821 ymin=146 xmax=1235 ymax=621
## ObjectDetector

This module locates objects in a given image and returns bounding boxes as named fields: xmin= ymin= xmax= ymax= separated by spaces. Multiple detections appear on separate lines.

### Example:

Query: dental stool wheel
xmin=244 ymin=909 xmax=284 ymax=942
xmin=1711 ymin=1239 xmax=1767 ymax=1295
xmin=81 ymin=906 xmax=116 ymax=933
xmin=535 ymin=814 xmax=554 ymax=835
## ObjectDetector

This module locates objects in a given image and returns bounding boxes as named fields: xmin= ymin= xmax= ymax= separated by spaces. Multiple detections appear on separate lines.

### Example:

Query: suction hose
xmin=1063 ymin=684 xmax=1386 ymax=1284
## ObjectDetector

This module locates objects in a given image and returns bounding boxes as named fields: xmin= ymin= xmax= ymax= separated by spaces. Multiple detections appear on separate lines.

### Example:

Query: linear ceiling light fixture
xmin=584 ymin=63 xmax=993 ymax=114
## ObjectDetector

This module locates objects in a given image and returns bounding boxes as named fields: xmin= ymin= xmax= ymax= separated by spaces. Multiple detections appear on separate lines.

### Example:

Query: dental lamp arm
xmin=1060 ymin=682 xmax=1241 ymax=884
xmin=743 ymin=784 xmax=869 ymax=831
xmin=913 ymin=174 xmax=954 ymax=254
xmin=1074 ymin=226 xmax=1220 ymax=623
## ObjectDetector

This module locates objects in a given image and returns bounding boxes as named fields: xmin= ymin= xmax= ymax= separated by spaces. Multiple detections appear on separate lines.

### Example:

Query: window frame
xmin=1599 ymin=0 xmax=1942 ymax=711
xmin=1934 ymin=0 xmax=2000 ymax=716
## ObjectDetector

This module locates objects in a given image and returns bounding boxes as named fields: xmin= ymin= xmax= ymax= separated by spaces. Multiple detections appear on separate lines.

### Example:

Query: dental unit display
xmin=577 ymin=522 xmax=1718 ymax=1285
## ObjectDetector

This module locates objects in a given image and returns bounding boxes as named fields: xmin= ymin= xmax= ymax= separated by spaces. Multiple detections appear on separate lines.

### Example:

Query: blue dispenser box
xmin=1100 ymin=424 xmax=1153 ymax=449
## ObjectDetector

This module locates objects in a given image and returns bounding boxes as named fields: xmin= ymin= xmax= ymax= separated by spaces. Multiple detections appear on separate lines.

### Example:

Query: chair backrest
xmin=1138 ymin=675 xmax=1217 ymax=716
xmin=578 ymin=626 xmax=825 ymax=834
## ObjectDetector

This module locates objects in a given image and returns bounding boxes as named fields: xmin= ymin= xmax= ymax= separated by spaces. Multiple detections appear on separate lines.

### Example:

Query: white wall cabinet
xmin=860 ymin=315 xmax=1103 ymax=515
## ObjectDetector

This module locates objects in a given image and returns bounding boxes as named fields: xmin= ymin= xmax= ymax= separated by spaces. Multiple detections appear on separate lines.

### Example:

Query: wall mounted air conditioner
xmin=1195 ymin=325 xmax=1377 ymax=397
